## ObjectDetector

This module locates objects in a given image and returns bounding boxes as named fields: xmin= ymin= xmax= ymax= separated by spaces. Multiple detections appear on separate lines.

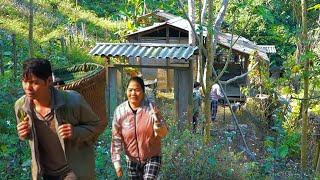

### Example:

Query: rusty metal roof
xmin=89 ymin=43 xmax=198 ymax=59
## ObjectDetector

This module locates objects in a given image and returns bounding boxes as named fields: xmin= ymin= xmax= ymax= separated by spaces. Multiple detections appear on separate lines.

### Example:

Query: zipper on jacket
xmin=31 ymin=114 xmax=42 ymax=177
xmin=134 ymin=114 xmax=141 ymax=163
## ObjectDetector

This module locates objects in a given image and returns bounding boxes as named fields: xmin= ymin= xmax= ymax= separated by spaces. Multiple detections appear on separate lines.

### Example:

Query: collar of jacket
xmin=20 ymin=86 xmax=67 ymax=113
xmin=126 ymin=98 xmax=150 ymax=112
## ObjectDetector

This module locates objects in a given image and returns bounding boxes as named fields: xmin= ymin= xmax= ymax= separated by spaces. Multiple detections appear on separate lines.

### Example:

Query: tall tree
xmin=203 ymin=0 xmax=229 ymax=142
xmin=13 ymin=34 xmax=17 ymax=78
xmin=28 ymin=0 xmax=34 ymax=58
xmin=300 ymin=0 xmax=310 ymax=171
xmin=188 ymin=0 xmax=196 ymax=130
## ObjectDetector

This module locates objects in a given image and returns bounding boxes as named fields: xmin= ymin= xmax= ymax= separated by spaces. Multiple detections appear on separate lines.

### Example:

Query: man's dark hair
xmin=22 ymin=58 xmax=52 ymax=81
xmin=127 ymin=76 xmax=145 ymax=93
xmin=194 ymin=82 xmax=200 ymax=88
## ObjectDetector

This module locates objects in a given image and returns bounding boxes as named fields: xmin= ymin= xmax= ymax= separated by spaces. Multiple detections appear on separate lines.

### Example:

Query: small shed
xmin=90 ymin=43 xmax=198 ymax=130
xmin=127 ymin=11 xmax=274 ymax=101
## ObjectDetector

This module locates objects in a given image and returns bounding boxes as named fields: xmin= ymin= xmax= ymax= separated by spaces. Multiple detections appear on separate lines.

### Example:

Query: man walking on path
xmin=192 ymin=82 xmax=202 ymax=132
xmin=15 ymin=58 xmax=106 ymax=179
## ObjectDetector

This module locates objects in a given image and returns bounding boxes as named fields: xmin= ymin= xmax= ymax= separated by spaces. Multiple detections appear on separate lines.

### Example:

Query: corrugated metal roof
xmin=258 ymin=45 xmax=277 ymax=53
xmin=89 ymin=43 xmax=198 ymax=59
xmin=216 ymin=33 xmax=270 ymax=61
xmin=126 ymin=17 xmax=270 ymax=61
xmin=138 ymin=10 xmax=178 ymax=22
xmin=126 ymin=17 xmax=190 ymax=36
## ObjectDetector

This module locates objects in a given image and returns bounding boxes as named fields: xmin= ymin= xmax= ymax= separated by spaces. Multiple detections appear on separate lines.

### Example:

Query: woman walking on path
xmin=111 ymin=76 xmax=168 ymax=179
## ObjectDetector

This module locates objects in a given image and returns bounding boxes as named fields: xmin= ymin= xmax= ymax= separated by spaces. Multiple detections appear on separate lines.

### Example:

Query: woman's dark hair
xmin=22 ymin=58 xmax=52 ymax=81
xmin=127 ymin=76 xmax=145 ymax=93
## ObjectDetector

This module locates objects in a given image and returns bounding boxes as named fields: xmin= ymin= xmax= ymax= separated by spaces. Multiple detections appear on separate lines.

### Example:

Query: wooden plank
xmin=174 ymin=69 xmax=190 ymax=131
xmin=108 ymin=66 xmax=122 ymax=123
xmin=105 ymin=57 xmax=110 ymax=124
xmin=187 ymin=60 xmax=193 ymax=130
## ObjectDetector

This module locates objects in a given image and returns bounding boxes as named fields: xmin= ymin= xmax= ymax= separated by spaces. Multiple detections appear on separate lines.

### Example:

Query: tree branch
xmin=220 ymin=62 xmax=259 ymax=85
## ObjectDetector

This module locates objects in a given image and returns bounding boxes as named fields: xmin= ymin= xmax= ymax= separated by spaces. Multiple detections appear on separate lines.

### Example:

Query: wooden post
xmin=12 ymin=34 xmax=17 ymax=78
xmin=188 ymin=59 xmax=194 ymax=130
xmin=60 ymin=36 xmax=65 ymax=55
xmin=136 ymin=57 xmax=141 ymax=72
xmin=0 ymin=43 xmax=3 ymax=76
xmin=166 ymin=58 xmax=171 ymax=92
xmin=174 ymin=69 xmax=190 ymax=131
xmin=166 ymin=27 xmax=170 ymax=92
xmin=28 ymin=0 xmax=34 ymax=58
xmin=314 ymin=141 xmax=320 ymax=171
xmin=174 ymin=68 xmax=179 ymax=130
xmin=81 ymin=22 xmax=86 ymax=47
xmin=105 ymin=57 xmax=110 ymax=124
xmin=108 ymin=65 xmax=123 ymax=124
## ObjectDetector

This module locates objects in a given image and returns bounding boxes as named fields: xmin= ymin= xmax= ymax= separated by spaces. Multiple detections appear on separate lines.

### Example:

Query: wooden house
xmin=126 ymin=10 xmax=275 ymax=101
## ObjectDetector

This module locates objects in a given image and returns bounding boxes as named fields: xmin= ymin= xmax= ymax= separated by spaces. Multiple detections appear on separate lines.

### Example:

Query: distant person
xmin=15 ymin=58 xmax=106 ymax=179
xmin=111 ymin=76 xmax=168 ymax=179
xmin=192 ymin=82 xmax=202 ymax=132
xmin=210 ymin=83 xmax=224 ymax=123
xmin=52 ymin=76 xmax=65 ymax=87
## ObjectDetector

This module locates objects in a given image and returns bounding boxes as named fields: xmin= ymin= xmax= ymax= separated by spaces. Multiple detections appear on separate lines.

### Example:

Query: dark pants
xmin=43 ymin=171 xmax=77 ymax=180
xmin=126 ymin=156 xmax=162 ymax=180
xmin=193 ymin=111 xmax=199 ymax=132
xmin=211 ymin=100 xmax=218 ymax=122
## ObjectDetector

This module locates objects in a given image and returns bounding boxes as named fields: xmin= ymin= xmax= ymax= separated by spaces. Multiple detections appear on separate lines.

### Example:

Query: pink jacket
xmin=111 ymin=100 xmax=167 ymax=169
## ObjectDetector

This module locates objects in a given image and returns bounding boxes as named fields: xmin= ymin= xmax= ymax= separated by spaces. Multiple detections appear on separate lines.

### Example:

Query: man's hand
xmin=58 ymin=124 xmax=73 ymax=139
xmin=17 ymin=116 xmax=30 ymax=140
xmin=116 ymin=167 xmax=123 ymax=177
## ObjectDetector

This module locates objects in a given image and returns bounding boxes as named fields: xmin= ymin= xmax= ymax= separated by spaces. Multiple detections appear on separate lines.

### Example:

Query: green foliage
xmin=1 ymin=0 xmax=319 ymax=178
xmin=248 ymin=50 xmax=272 ymax=95
xmin=244 ymin=99 xmax=302 ymax=179
xmin=0 ymin=70 xmax=30 ymax=179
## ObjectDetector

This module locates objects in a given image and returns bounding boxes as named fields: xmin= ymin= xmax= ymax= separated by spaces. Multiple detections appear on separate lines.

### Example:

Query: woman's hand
xmin=150 ymin=103 xmax=161 ymax=122
xmin=17 ymin=116 xmax=30 ymax=140
xmin=116 ymin=167 xmax=123 ymax=177
xmin=58 ymin=124 xmax=73 ymax=139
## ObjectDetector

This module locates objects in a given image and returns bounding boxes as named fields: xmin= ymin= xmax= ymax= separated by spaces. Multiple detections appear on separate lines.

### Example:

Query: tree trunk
xmin=300 ymin=0 xmax=309 ymax=171
xmin=143 ymin=0 xmax=147 ymax=15
xmin=28 ymin=0 xmax=34 ymax=58
xmin=0 ymin=43 xmax=3 ymax=76
xmin=188 ymin=0 xmax=195 ymax=130
xmin=197 ymin=0 xmax=207 ymax=84
xmin=203 ymin=0 xmax=229 ymax=143
xmin=13 ymin=34 xmax=17 ymax=78
xmin=203 ymin=0 xmax=214 ymax=143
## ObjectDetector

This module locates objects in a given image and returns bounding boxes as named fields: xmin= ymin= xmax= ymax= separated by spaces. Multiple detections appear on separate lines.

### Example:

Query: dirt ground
xmin=157 ymin=92 xmax=273 ymax=161
xmin=209 ymin=103 xmax=272 ymax=160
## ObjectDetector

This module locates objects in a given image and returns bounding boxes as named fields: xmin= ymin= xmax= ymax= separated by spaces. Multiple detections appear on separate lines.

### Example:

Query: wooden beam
xmin=105 ymin=57 xmax=110 ymax=124
xmin=174 ymin=69 xmax=190 ymax=131
xmin=113 ymin=64 xmax=190 ymax=69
